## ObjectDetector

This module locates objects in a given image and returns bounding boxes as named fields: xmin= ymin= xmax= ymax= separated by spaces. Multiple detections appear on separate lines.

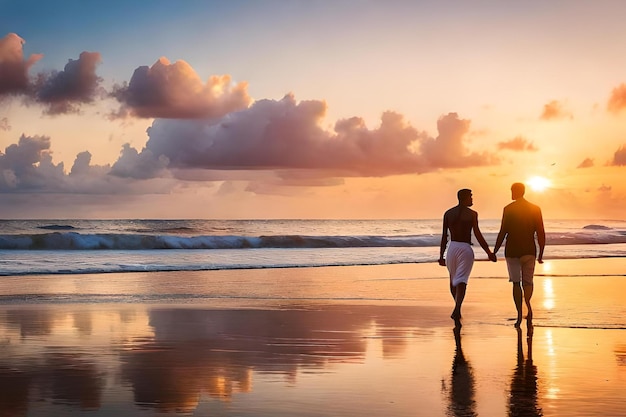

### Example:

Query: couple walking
xmin=439 ymin=183 xmax=545 ymax=328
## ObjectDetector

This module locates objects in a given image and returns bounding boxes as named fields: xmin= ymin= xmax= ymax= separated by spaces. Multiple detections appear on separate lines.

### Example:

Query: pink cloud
xmin=111 ymin=57 xmax=251 ymax=119
xmin=134 ymin=99 xmax=497 ymax=179
xmin=419 ymin=113 xmax=498 ymax=169
xmin=0 ymin=33 xmax=43 ymax=95
xmin=0 ymin=33 xmax=103 ymax=115
xmin=0 ymin=103 xmax=501 ymax=195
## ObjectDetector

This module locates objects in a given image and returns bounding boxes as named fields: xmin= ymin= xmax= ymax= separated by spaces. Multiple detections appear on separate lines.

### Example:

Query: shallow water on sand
xmin=0 ymin=259 xmax=624 ymax=416
xmin=0 ymin=304 xmax=624 ymax=416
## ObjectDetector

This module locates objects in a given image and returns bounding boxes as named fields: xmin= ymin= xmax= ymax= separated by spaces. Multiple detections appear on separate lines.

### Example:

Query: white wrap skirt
xmin=446 ymin=241 xmax=475 ymax=287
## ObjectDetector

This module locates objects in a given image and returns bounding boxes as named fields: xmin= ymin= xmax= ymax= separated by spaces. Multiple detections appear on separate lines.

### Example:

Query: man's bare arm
xmin=472 ymin=214 xmax=496 ymax=261
xmin=439 ymin=214 xmax=449 ymax=266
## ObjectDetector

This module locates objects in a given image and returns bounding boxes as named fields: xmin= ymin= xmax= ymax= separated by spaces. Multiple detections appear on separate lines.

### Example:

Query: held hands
xmin=488 ymin=252 xmax=497 ymax=262
xmin=438 ymin=258 xmax=446 ymax=266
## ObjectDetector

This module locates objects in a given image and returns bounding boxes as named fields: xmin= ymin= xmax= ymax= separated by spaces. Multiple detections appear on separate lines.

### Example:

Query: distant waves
xmin=1 ymin=230 xmax=626 ymax=250
xmin=0 ymin=232 xmax=439 ymax=250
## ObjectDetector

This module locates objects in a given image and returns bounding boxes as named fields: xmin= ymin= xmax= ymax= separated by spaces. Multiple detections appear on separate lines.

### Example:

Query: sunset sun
xmin=527 ymin=176 xmax=551 ymax=192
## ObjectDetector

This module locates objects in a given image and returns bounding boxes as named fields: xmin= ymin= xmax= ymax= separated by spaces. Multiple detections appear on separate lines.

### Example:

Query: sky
xmin=2 ymin=0 xmax=626 ymax=220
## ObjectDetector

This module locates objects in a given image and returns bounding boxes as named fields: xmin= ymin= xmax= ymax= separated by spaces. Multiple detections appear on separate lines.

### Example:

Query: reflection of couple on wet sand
xmin=445 ymin=327 xmax=542 ymax=417
xmin=445 ymin=327 xmax=477 ymax=417
xmin=439 ymin=183 xmax=545 ymax=328
xmin=509 ymin=327 xmax=542 ymax=416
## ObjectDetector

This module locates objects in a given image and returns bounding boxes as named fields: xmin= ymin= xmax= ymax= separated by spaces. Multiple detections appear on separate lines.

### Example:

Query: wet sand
xmin=0 ymin=258 xmax=624 ymax=416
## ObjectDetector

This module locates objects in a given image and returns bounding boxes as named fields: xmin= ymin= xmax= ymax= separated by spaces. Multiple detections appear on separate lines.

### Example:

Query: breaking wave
xmin=0 ymin=229 xmax=625 ymax=250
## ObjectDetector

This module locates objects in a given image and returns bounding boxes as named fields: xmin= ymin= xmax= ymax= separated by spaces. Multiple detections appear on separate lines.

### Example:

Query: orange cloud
xmin=111 ymin=57 xmax=251 ymax=119
xmin=497 ymin=136 xmax=538 ymax=152
xmin=610 ymin=144 xmax=626 ymax=166
xmin=607 ymin=83 xmax=626 ymax=114
xmin=577 ymin=157 xmax=594 ymax=168
xmin=540 ymin=100 xmax=572 ymax=120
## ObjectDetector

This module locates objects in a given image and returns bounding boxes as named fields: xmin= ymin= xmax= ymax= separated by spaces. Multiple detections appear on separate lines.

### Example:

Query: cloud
xmin=0 ymin=134 xmax=64 ymax=191
xmin=540 ymin=100 xmax=572 ymax=120
xmin=109 ymin=143 xmax=170 ymax=179
xmin=577 ymin=157 xmax=594 ymax=168
xmin=139 ymin=98 xmax=497 ymax=179
xmin=0 ymin=33 xmax=43 ymax=96
xmin=607 ymin=83 xmax=626 ymax=114
xmin=111 ymin=57 xmax=251 ymax=119
xmin=497 ymin=136 xmax=538 ymax=152
xmin=0 ymin=96 xmax=499 ymax=196
xmin=0 ymin=33 xmax=103 ymax=114
xmin=0 ymin=135 xmax=173 ymax=194
xmin=275 ymin=170 xmax=346 ymax=187
xmin=32 ymin=51 xmax=104 ymax=115
xmin=0 ymin=117 xmax=10 ymax=131
xmin=610 ymin=144 xmax=626 ymax=166
xmin=419 ymin=113 xmax=497 ymax=168
xmin=598 ymin=184 xmax=611 ymax=192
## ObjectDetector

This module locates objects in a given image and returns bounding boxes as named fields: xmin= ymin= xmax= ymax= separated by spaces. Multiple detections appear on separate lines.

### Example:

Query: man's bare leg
xmin=523 ymin=284 xmax=534 ymax=324
xmin=512 ymin=283 xmax=523 ymax=327
xmin=451 ymin=283 xmax=466 ymax=326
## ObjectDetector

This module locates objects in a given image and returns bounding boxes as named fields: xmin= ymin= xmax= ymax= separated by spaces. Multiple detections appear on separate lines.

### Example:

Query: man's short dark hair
xmin=457 ymin=188 xmax=472 ymax=202
xmin=511 ymin=182 xmax=525 ymax=195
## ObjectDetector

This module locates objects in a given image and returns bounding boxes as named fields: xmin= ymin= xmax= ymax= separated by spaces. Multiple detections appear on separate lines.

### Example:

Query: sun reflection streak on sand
xmin=544 ymin=329 xmax=560 ymax=400
xmin=542 ymin=278 xmax=555 ymax=310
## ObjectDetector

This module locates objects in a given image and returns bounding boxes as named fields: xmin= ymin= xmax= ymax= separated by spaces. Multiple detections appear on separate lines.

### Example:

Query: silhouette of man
xmin=439 ymin=189 xmax=496 ymax=326
xmin=508 ymin=327 xmax=542 ymax=416
xmin=494 ymin=183 xmax=545 ymax=328
xmin=447 ymin=327 xmax=477 ymax=417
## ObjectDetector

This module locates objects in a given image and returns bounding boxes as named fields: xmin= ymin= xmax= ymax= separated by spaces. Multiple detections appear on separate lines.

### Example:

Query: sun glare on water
xmin=527 ymin=176 xmax=551 ymax=192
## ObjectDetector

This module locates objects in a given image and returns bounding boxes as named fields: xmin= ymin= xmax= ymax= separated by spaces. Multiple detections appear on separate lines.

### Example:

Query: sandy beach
xmin=0 ymin=258 xmax=624 ymax=416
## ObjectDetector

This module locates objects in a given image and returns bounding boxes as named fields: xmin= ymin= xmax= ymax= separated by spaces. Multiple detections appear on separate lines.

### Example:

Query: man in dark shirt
xmin=494 ymin=183 xmax=545 ymax=328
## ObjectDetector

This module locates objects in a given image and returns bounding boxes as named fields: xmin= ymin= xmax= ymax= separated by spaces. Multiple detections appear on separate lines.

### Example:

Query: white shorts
xmin=446 ymin=241 xmax=475 ymax=287
xmin=505 ymin=255 xmax=536 ymax=285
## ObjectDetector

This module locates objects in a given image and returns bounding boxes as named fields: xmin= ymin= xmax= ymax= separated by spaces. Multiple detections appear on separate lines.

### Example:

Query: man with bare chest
xmin=439 ymin=189 xmax=496 ymax=325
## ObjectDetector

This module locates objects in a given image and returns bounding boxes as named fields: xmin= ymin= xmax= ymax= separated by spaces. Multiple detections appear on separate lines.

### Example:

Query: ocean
xmin=0 ymin=220 xmax=624 ymax=416
xmin=1 ymin=218 xmax=625 ymax=276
